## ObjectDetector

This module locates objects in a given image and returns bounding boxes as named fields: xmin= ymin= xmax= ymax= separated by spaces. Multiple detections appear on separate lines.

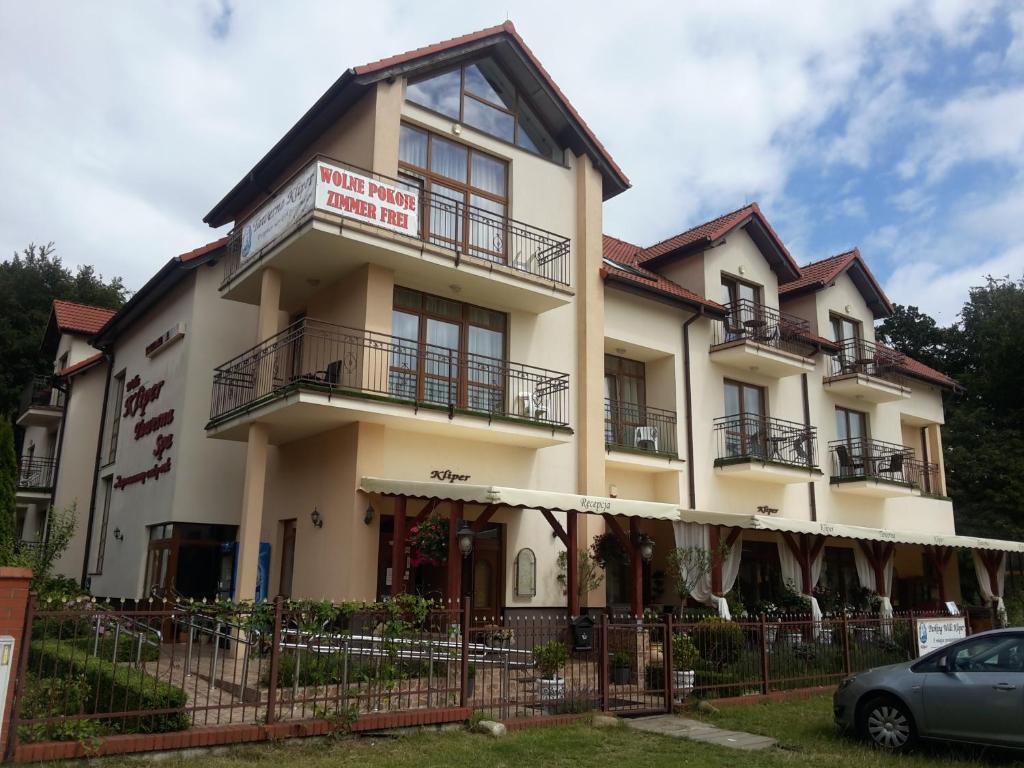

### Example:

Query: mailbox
xmin=571 ymin=615 xmax=595 ymax=651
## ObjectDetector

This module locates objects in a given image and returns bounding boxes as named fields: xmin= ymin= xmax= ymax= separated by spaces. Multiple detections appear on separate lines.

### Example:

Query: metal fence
xmin=209 ymin=318 xmax=570 ymax=428
xmin=827 ymin=338 xmax=905 ymax=381
xmin=711 ymin=300 xmax=813 ymax=356
xmin=713 ymin=414 xmax=818 ymax=469
xmin=829 ymin=438 xmax=916 ymax=486
xmin=18 ymin=376 xmax=64 ymax=415
xmin=604 ymin=400 xmax=678 ymax=457
xmin=221 ymin=157 xmax=571 ymax=287
xmin=15 ymin=458 xmax=56 ymax=490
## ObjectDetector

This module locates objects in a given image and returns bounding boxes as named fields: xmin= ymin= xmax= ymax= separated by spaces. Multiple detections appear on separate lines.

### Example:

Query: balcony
xmin=604 ymin=399 xmax=680 ymax=469
xmin=710 ymin=300 xmax=817 ymax=378
xmin=823 ymin=339 xmax=910 ymax=403
xmin=219 ymin=157 xmax=573 ymax=315
xmin=16 ymin=375 xmax=64 ymax=427
xmin=713 ymin=414 xmax=821 ymax=484
xmin=829 ymin=438 xmax=923 ymax=497
xmin=15 ymin=457 xmax=56 ymax=501
xmin=207 ymin=318 xmax=571 ymax=447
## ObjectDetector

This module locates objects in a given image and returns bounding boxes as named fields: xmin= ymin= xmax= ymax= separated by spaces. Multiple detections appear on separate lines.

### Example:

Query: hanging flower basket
xmin=409 ymin=517 xmax=449 ymax=567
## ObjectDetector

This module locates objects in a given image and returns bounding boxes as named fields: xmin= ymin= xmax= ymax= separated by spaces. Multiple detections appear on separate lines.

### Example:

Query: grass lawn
xmin=33 ymin=695 xmax=1024 ymax=767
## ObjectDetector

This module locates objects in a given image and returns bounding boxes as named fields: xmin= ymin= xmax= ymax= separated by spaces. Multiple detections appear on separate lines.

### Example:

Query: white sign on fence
xmin=239 ymin=164 xmax=317 ymax=264
xmin=314 ymin=161 xmax=419 ymax=238
xmin=915 ymin=616 xmax=967 ymax=656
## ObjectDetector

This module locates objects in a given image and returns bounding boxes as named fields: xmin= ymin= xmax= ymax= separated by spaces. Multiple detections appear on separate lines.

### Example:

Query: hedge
xmin=27 ymin=640 xmax=189 ymax=737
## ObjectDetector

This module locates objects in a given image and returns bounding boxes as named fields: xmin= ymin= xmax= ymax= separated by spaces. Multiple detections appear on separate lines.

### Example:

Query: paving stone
xmin=626 ymin=715 xmax=776 ymax=752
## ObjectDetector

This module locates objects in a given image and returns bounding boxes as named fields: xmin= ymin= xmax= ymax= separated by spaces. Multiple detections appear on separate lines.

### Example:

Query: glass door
xmin=724 ymin=380 xmax=766 ymax=458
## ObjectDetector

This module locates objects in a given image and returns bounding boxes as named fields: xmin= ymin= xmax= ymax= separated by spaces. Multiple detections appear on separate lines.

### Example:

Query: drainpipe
xmin=800 ymin=372 xmax=817 ymax=522
xmin=681 ymin=310 xmax=703 ymax=509
xmin=80 ymin=352 xmax=114 ymax=589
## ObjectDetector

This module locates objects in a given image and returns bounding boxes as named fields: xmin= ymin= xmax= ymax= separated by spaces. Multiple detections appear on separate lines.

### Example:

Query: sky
xmin=2 ymin=0 xmax=1023 ymax=324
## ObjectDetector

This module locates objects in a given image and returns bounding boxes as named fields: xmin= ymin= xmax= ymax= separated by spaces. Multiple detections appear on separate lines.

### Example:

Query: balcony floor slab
xmin=710 ymin=340 xmax=817 ymax=378
xmin=714 ymin=459 xmax=823 ymax=485
xmin=830 ymin=478 xmax=918 ymax=498
xmin=823 ymin=373 xmax=910 ymax=403
xmin=605 ymin=447 xmax=683 ymax=473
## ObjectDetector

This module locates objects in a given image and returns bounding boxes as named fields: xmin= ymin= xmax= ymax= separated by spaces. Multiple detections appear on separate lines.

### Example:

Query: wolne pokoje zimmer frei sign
xmin=240 ymin=161 xmax=419 ymax=264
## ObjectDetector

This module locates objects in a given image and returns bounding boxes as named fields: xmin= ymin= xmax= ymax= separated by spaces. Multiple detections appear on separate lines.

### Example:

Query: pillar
xmin=0 ymin=567 xmax=32 ymax=760
xmin=235 ymin=422 xmax=269 ymax=602
xmin=709 ymin=525 xmax=723 ymax=597
xmin=629 ymin=518 xmax=643 ymax=617
xmin=567 ymin=511 xmax=579 ymax=617
xmin=446 ymin=501 xmax=463 ymax=603
xmin=257 ymin=267 xmax=282 ymax=341
xmin=390 ymin=497 xmax=406 ymax=596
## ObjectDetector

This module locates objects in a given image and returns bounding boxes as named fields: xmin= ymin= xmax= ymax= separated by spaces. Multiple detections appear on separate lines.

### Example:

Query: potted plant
xmin=466 ymin=663 xmax=476 ymax=698
xmin=534 ymin=640 xmax=569 ymax=703
xmin=672 ymin=634 xmax=699 ymax=701
xmin=611 ymin=651 xmax=632 ymax=685
xmin=408 ymin=517 xmax=448 ymax=567
xmin=756 ymin=600 xmax=781 ymax=644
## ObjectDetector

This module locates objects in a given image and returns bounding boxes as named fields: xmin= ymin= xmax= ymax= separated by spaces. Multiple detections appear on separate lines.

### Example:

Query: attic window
xmin=406 ymin=58 xmax=559 ymax=161
xmin=602 ymin=257 xmax=655 ymax=280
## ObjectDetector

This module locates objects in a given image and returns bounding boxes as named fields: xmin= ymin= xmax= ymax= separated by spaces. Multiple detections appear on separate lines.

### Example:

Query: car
xmin=834 ymin=628 xmax=1024 ymax=751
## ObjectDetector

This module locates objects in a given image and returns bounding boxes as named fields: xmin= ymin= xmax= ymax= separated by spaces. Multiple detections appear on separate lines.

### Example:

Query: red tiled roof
xmin=57 ymin=352 xmax=104 ymax=378
xmin=52 ymin=300 xmax=117 ymax=335
xmin=780 ymin=247 xmax=894 ymax=317
xmin=355 ymin=21 xmax=629 ymax=190
xmin=635 ymin=204 xmax=800 ymax=279
xmin=877 ymin=345 xmax=961 ymax=391
xmin=601 ymin=235 xmax=725 ymax=313
xmin=178 ymin=237 xmax=229 ymax=264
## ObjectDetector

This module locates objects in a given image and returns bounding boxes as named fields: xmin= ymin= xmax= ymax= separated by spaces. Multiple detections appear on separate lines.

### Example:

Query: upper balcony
xmin=712 ymin=414 xmax=821 ymax=484
xmin=207 ymin=318 xmax=571 ymax=448
xmin=604 ymin=399 xmax=680 ymax=470
xmin=824 ymin=339 xmax=910 ymax=403
xmin=219 ymin=157 xmax=573 ymax=315
xmin=16 ymin=375 xmax=65 ymax=428
xmin=828 ymin=438 xmax=933 ymax=497
xmin=710 ymin=300 xmax=817 ymax=378
xmin=15 ymin=456 xmax=56 ymax=501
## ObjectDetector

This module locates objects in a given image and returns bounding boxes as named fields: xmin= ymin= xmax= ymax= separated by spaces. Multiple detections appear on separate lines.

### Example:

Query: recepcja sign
xmin=239 ymin=161 xmax=420 ymax=266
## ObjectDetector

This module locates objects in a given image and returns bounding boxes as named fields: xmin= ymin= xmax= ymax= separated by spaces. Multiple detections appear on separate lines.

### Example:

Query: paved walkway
xmin=627 ymin=714 xmax=777 ymax=751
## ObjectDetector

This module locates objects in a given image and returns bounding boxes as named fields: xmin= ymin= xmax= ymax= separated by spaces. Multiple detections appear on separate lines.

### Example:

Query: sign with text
xmin=240 ymin=165 xmax=317 ymax=264
xmin=314 ymin=161 xmax=419 ymax=238
xmin=915 ymin=616 xmax=967 ymax=656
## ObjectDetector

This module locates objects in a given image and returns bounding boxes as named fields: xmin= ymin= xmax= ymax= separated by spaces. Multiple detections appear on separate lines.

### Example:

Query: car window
xmin=950 ymin=635 xmax=1024 ymax=673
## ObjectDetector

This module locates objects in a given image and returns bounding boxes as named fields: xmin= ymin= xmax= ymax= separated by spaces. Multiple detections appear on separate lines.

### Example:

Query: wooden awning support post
xmin=628 ymin=518 xmax=643 ymax=618
xmin=446 ymin=500 xmax=463 ymax=604
xmin=391 ymin=496 xmax=407 ymax=596
xmin=857 ymin=540 xmax=895 ymax=597
xmin=923 ymin=545 xmax=954 ymax=604
xmin=567 ymin=511 xmax=579 ymax=617
xmin=781 ymin=533 xmax=826 ymax=594
xmin=978 ymin=549 xmax=1005 ymax=599
xmin=709 ymin=525 xmax=723 ymax=597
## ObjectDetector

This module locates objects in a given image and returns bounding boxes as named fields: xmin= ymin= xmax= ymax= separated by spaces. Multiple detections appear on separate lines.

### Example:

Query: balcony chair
xmin=876 ymin=452 xmax=905 ymax=480
xmin=792 ymin=433 xmax=811 ymax=464
xmin=834 ymin=444 xmax=864 ymax=477
xmin=634 ymin=426 xmax=659 ymax=452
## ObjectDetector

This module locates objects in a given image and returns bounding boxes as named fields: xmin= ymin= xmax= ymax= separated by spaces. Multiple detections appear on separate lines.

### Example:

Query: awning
xmin=359 ymin=478 xmax=681 ymax=521
xmin=360 ymin=477 xmax=1024 ymax=552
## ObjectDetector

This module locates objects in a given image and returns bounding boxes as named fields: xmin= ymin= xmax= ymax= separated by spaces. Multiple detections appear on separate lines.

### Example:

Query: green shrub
xmin=534 ymin=641 xmax=568 ymax=679
xmin=611 ymin=651 xmax=632 ymax=668
xmin=691 ymin=619 xmax=746 ymax=667
xmin=29 ymin=640 xmax=188 ymax=735
xmin=17 ymin=673 xmax=109 ymax=743
xmin=71 ymin=633 xmax=160 ymax=664
xmin=672 ymin=634 xmax=700 ymax=670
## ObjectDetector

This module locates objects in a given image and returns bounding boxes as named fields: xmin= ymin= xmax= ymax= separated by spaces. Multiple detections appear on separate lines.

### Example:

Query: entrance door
xmin=464 ymin=525 xmax=503 ymax=623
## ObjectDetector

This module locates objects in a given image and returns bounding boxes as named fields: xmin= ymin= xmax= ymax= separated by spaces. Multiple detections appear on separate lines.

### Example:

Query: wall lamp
xmin=363 ymin=503 xmax=375 ymax=526
xmin=637 ymin=533 xmax=655 ymax=563
xmin=457 ymin=521 xmax=475 ymax=558
xmin=113 ymin=528 xmax=124 ymax=542
xmin=310 ymin=507 xmax=323 ymax=529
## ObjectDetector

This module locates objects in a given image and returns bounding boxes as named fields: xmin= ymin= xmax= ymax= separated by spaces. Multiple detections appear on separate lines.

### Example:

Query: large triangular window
xmin=406 ymin=58 xmax=560 ymax=161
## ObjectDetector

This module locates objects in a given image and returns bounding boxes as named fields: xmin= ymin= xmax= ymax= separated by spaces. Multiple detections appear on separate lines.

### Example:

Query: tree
xmin=0 ymin=243 xmax=127 ymax=417
xmin=0 ymin=418 xmax=16 ymax=549
xmin=875 ymin=304 xmax=948 ymax=371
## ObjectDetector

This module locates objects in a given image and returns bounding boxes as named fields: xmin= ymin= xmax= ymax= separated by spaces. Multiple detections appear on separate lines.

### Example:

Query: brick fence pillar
xmin=0 ymin=567 xmax=32 ymax=760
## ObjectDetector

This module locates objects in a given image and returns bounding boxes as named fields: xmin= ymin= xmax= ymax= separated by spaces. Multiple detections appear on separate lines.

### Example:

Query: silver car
xmin=834 ymin=628 xmax=1024 ymax=751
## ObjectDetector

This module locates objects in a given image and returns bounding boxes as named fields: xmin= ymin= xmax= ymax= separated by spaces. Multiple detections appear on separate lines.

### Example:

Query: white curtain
xmin=853 ymin=545 xmax=894 ymax=619
xmin=672 ymin=522 xmax=742 ymax=619
xmin=972 ymin=551 xmax=1007 ymax=625
xmin=776 ymin=539 xmax=825 ymax=621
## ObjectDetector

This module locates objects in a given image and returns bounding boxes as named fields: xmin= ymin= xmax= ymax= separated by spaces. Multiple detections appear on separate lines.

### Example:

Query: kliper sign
xmin=315 ymin=161 xmax=419 ymax=237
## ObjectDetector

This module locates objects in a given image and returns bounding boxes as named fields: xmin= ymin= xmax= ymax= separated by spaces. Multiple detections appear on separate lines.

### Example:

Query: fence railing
xmin=18 ymin=376 xmax=64 ymax=416
xmin=827 ymin=338 xmax=906 ymax=381
xmin=209 ymin=318 xmax=570 ymax=428
xmin=906 ymin=458 xmax=942 ymax=496
xmin=604 ymin=399 xmax=678 ymax=457
xmin=713 ymin=414 xmax=818 ymax=469
xmin=16 ymin=457 xmax=56 ymax=490
xmin=9 ymin=598 xmax=960 ymax=757
xmin=711 ymin=300 xmax=813 ymax=356
xmin=829 ymin=438 xmax=916 ymax=486
xmin=221 ymin=157 xmax=571 ymax=286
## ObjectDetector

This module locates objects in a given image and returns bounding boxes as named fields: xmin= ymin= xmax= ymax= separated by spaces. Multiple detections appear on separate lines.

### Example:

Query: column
xmin=629 ymin=517 xmax=643 ymax=617
xmin=567 ymin=511 xmax=579 ymax=617
xmin=390 ymin=497 xmax=407 ymax=596
xmin=446 ymin=501 xmax=463 ymax=603
xmin=235 ymin=422 xmax=269 ymax=602
xmin=257 ymin=267 xmax=282 ymax=340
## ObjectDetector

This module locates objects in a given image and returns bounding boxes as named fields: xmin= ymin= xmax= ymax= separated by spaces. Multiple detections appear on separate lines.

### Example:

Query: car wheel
xmin=859 ymin=695 xmax=917 ymax=752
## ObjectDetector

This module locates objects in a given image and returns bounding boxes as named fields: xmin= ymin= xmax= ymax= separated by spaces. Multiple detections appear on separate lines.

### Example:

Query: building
xmin=15 ymin=300 xmax=113 ymax=574
xmin=45 ymin=22 xmax=1020 ymax=619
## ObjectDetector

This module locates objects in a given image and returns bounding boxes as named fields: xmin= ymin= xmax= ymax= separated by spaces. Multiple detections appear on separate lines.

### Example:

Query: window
xmin=604 ymin=355 xmax=646 ymax=448
xmin=399 ymin=124 xmax=509 ymax=264
xmin=835 ymin=407 xmax=868 ymax=443
xmin=389 ymin=287 xmax=507 ymax=412
xmin=57 ymin=351 xmax=69 ymax=373
xmin=949 ymin=635 xmax=1024 ymax=673
xmin=93 ymin=477 xmax=113 ymax=575
xmin=723 ymin=380 xmax=767 ymax=458
xmin=721 ymin=274 xmax=762 ymax=307
xmin=830 ymin=313 xmax=862 ymax=343
xmin=405 ymin=58 xmax=560 ymax=160
xmin=107 ymin=371 xmax=126 ymax=464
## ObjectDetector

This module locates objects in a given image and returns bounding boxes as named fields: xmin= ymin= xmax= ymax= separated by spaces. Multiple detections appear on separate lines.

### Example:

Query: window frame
xmin=107 ymin=370 xmax=126 ymax=464
xmin=835 ymin=406 xmax=869 ymax=443
xmin=829 ymin=312 xmax=863 ymax=343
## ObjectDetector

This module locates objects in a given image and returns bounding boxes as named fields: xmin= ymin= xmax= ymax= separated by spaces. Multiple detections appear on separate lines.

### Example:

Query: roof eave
xmin=603 ymin=272 xmax=726 ymax=317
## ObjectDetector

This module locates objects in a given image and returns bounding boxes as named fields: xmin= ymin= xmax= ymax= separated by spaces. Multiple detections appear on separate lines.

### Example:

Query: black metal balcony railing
xmin=16 ymin=457 xmax=56 ymax=490
xmin=829 ymin=438 xmax=916 ymax=486
xmin=221 ymin=157 xmax=571 ymax=287
xmin=827 ymin=338 xmax=906 ymax=381
xmin=604 ymin=399 xmax=678 ymax=456
xmin=907 ymin=458 xmax=942 ymax=496
xmin=713 ymin=414 xmax=818 ymax=469
xmin=18 ymin=375 xmax=64 ymax=415
xmin=209 ymin=318 xmax=570 ymax=428
xmin=711 ymin=299 xmax=813 ymax=356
